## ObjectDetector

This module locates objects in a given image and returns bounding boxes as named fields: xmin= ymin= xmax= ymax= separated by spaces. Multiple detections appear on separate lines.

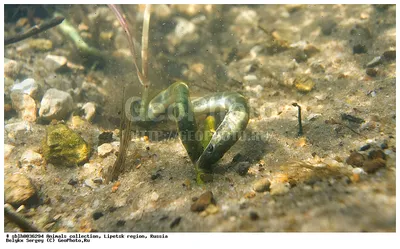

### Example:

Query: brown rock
xmin=190 ymin=191 xmax=215 ymax=212
xmin=253 ymin=178 xmax=271 ymax=192
xmin=363 ymin=158 xmax=386 ymax=173
xmin=346 ymin=152 xmax=365 ymax=167
xmin=5 ymin=174 xmax=38 ymax=207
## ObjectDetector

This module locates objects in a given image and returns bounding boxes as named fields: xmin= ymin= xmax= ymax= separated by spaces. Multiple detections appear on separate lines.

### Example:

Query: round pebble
xmin=39 ymin=88 xmax=74 ymax=121
xmin=253 ymin=178 xmax=271 ymax=192
xmin=5 ymin=174 xmax=38 ymax=207
xmin=98 ymin=143 xmax=113 ymax=158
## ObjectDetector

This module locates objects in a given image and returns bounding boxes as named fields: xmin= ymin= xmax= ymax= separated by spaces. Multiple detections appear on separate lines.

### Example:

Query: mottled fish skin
xmin=144 ymin=82 xmax=249 ymax=173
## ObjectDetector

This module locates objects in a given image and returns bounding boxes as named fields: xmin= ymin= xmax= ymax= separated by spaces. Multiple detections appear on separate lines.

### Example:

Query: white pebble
xmin=97 ymin=143 xmax=113 ymax=158
xmin=11 ymin=78 xmax=39 ymax=98
xmin=39 ymin=88 xmax=74 ymax=121
xmin=151 ymin=192 xmax=159 ymax=202
xmin=20 ymin=150 xmax=43 ymax=167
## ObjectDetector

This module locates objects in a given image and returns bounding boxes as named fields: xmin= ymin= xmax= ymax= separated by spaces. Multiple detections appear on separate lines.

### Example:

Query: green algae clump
xmin=42 ymin=123 xmax=90 ymax=166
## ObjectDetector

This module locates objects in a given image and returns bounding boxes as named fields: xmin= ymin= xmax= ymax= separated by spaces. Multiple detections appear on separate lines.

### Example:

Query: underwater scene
xmin=3 ymin=4 xmax=396 ymax=232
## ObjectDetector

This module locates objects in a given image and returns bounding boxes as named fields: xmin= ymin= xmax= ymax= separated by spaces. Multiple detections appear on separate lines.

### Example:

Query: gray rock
xmin=10 ymin=91 xmax=37 ymax=122
xmin=11 ymin=78 xmax=40 ymax=98
xmin=5 ymin=121 xmax=32 ymax=139
xmin=39 ymin=88 xmax=74 ymax=121
xmin=44 ymin=54 xmax=67 ymax=72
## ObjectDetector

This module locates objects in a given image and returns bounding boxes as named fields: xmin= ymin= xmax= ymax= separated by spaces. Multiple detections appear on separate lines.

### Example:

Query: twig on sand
xmin=4 ymin=204 xmax=43 ymax=232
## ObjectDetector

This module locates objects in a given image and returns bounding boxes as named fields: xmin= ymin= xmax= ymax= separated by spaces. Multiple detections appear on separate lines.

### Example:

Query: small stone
xmin=366 ymin=56 xmax=383 ymax=68
xmin=237 ymin=162 xmax=250 ymax=176
xmin=294 ymin=75 xmax=315 ymax=93
xmin=5 ymin=174 xmax=38 ymax=207
xmin=81 ymin=102 xmax=96 ymax=122
xmin=244 ymin=191 xmax=256 ymax=199
xmin=42 ymin=123 xmax=90 ymax=166
xmin=303 ymin=44 xmax=320 ymax=58
xmin=116 ymin=220 xmax=126 ymax=227
xmin=235 ymin=9 xmax=259 ymax=25
xmin=92 ymin=211 xmax=104 ymax=220
xmin=151 ymin=192 xmax=159 ymax=202
xmin=98 ymin=132 xmax=113 ymax=145
xmin=382 ymin=50 xmax=396 ymax=61
xmin=10 ymin=92 xmax=37 ymax=122
xmin=4 ymin=144 xmax=15 ymax=160
xmin=68 ymin=178 xmax=78 ymax=186
xmin=97 ymin=143 xmax=113 ymax=158
xmin=204 ymin=204 xmax=219 ymax=215
xmin=346 ymin=152 xmax=365 ymax=167
xmin=39 ymin=88 xmax=74 ymax=121
xmin=28 ymin=39 xmax=53 ymax=51
xmin=359 ymin=144 xmax=371 ymax=151
xmin=380 ymin=142 xmax=389 ymax=150
xmin=190 ymin=191 xmax=215 ymax=212
xmin=20 ymin=150 xmax=43 ymax=168
xmin=366 ymin=68 xmax=378 ymax=77
xmin=4 ymin=59 xmax=21 ymax=79
xmin=320 ymin=19 xmax=337 ymax=35
xmin=363 ymin=158 xmax=386 ymax=173
xmin=368 ymin=150 xmax=386 ymax=160
xmin=170 ymin=217 xmax=182 ymax=229
xmin=353 ymin=44 xmax=367 ymax=54
xmin=249 ymin=211 xmax=259 ymax=221
xmin=11 ymin=78 xmax=40 ymax=98
xmin=5 ymin=121 xmax=31 ymax=140
xmin=44 ymin=54 xmax=68 ymax=72
xmin=253 ymin=178 xmax=271 ymax=192
xmin=269 ymin=181 xmax=290 ymax=196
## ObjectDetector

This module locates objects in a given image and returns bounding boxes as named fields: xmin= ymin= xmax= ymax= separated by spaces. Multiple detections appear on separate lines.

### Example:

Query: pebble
xmin=346 ymin=151 xmax=365 ymax=167
xmin=236 ymin=162 xmax=251 ymax=176
xmin=28 ymin=39 xmax=53 ymax=51
xmin=4 ymin=144 xmax=15 ymax=159
xmin=368 ymin=150 xmax=386 ymax=160
xmin=353 ymin=44 xmax=367 ymax=54
xmin=382 ymin=50 xmax=396 ymax=61
xmin=97 ymin=143 xmax=113 ymax=158
xmin=151 ymin=192 xmax=159 ymax=202
xmin=190 ymin=191 xmax=215 ymax=212
xmin=269 ymin=181 xmax=290 ymax=196
xmin=293 ymin=75 xmax=315 ymax=93
xmin=319 ymin=19 xmax=337 ymax=35
xmin=249 ymin=211 xmax=260 ymax=221
xmin=39 ymin=88 xmax=74 ymax=121
xmin=363 ymin=158 xmax=386 ymax=173
xmin=5 ymin=173 xmax=38 ymax=207
xmin=5 ymin=121 xmax=31 ymax=140
xmin=4 ymin=59 xmax=21 ymax=79
xmin=235 ymin=9 xmax=259 ymax=25
xmin=10 ymin=91 xmax=37 ymax=122
xmin=20 ymin=150 xmax=43 ymax=168
xmin=170 ymin=217 xmax=182 ymax=229
xmin=92 ymin=211 xmax=104 ymax=220
xmin=44 ymin=54 xmax=68 ymax=72
xmin=359 ymin=144 xmax=371 ymax=151
xmin=98 ymin=132 xmax=114 ymax=146
xmin=11 ymin=78 xmax=40 ymax=98
xmin=366 ymin=68 xmax=378 ymax=77
xmin=253 ymin=178 xmax=271 ymax=193
xmin=172 ymin=17 xmax=197 ymax=42
xmin=81 ymin=102 xmax=96 ymax=122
